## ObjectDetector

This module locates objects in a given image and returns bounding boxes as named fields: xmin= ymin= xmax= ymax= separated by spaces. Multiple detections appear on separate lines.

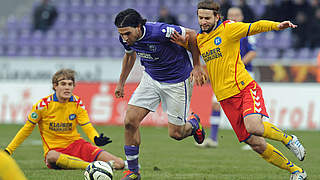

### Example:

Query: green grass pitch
xmin=0 ymin=124 xmax=319 ymax=180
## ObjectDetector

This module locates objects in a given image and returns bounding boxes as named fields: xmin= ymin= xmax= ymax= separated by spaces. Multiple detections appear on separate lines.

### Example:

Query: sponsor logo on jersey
xmin=49 ymin=122 xmax=72 ymax=131
xmin=148 ymin=45 xmax=156 ymax=52
xmin=214 ymin=37 xmax=222 ymax=45
xmin=201 ymin=47 xmax=223 ymax=62
xmin=69 ymin=114 xmax=76 ymax=120
xmin=164 ymin=27 xmax=175 ymax=38
xmin=31 ymin=112 xmax=38 ymax=119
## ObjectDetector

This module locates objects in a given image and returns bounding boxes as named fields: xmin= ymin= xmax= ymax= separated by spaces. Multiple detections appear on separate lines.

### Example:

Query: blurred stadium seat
xmin=0 ymin=0 xmax=317 ymax=62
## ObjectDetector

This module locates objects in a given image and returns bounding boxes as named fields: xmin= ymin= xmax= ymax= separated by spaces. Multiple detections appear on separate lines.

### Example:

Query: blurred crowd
xmin=0 ymin=0 xmax=319 ymax=58
xmin=217 ymin=0 xmax=320 ymax=49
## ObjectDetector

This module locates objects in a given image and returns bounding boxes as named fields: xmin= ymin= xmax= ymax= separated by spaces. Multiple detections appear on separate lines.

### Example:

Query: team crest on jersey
xmin=148 ymin=45 xmax=156 ymax=52
xmin=31 ymin=112 xmax=38 ymax=119
xmin=69 ymin=114 xmax=76 ymax=120
xmin=214 ymin=37 xmax=222 ymax=45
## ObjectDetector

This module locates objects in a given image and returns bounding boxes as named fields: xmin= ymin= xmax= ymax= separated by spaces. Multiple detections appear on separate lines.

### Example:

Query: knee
xmin=245 ymin=136 xmax=266 ymax=154
xmin=46 ymin=150 xmax=60 ymax=165
xmin=124 ymin=118 xmax=139 ymax=131
xmin=249 ymin=143 xmax=266 ymax=153
xmin=245 ymin=122 xmax=264 ymax=136
xmin=246 ymin=127 xmax=261 ymax=136
xmin=169 ymin=131 xmax=184 ymax=141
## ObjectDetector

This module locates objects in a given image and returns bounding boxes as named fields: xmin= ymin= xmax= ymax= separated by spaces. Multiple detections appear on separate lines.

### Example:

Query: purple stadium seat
xmin=57 ymin=45 xmax=70 ymax=57
xmin=0 ymin=45 xmax=6 ymax=56
xmin=265 ymin=48 xmax=280 ymax=59
xmin=32 ymin=45 xmax=44 ymax=57
xmin=296 ymin=48 xmax=311 ymax=60
xmin=44 ymin=45 xmax=57 ymax=57
xmin=71 ymin=45 xmax=83 ymax=57
xmin=311 ymin=48 xmax=320 ymax=59
xmin=281 ymin=49 xmax=296 ymax=59
xmin=7 ymin=45 xmax=19 ymax=56
xmin=18 ymin=45 xmax=32 ymax=56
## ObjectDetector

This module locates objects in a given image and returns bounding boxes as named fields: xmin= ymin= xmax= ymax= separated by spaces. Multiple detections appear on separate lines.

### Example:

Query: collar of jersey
xmin=199 ymin=20 xmax=222 ymax=34
xmin=53 ymin=93 xmax=75 ymax=102
xmin=137 ymin=25 xmax=146 ymax=41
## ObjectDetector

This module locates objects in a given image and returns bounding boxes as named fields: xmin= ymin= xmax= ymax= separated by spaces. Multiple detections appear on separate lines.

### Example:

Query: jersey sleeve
xmin=158 ymin=23 xmax=186 ymax=42
xmin=119 ymin=36 xmax=134 ymax=53
xmin=5 ymin=101 xmax=43 ymax=154
xmin=26 ymin=99 xmax=43 ymax=125
xmin=5 ymin=119 xmax=36 ymax=154
xmin=76 ymin=99 xmax=99 ymax=143
xmin=224 ymin=21 xmax=251 ymax=41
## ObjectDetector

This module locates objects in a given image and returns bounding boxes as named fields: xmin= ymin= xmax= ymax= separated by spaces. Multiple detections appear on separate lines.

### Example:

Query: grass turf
xmin=0 ymin=124 xmax=319 ymax=180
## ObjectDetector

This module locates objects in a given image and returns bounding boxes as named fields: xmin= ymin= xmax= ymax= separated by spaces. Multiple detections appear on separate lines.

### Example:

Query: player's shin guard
xmin=262 ymin=121 xmax=292 ymax=145
xmin=124 ymin=145 xmax=139 ymax=174
xmin=260 ymin=143 xmax=303 ymax=173
xmin=56 ymin=153 xmax=89 ymax=169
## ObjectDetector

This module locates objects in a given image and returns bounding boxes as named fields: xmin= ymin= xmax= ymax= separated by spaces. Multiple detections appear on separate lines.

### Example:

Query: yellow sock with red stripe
xmin=56 ymin=153 xmax=89 ymax=170
xmin=262 ymin=121 xmax=292 ymax=145
xmin=261 ymin=143 xmax=302 ymax=173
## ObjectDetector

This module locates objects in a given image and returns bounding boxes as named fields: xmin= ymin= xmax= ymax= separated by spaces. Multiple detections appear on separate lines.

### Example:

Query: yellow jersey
xmin=197 ymin=20 xmax=280 ymax=101
xmin=6 ymin=93 xmax=99 ymax=156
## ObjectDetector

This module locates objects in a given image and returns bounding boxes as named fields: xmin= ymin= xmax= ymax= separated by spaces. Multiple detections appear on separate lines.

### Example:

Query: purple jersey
xmin=119 ymin=22 xmax=192 ymax=83
xmin=240 ymin=36 xmax=256 ymax=72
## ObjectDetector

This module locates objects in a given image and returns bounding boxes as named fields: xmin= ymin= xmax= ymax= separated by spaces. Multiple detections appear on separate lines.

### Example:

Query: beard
xmin=200 ymin=24 xmax=215 ymax=33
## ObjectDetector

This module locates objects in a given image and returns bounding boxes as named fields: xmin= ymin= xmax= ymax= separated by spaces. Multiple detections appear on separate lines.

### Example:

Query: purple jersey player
xmin=114 ymin=9 xmax=206 ymax=180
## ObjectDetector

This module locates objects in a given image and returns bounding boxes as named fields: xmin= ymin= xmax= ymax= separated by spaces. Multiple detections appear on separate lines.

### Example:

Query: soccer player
xmin=196 ymin=7 xmax=258 ymax=149
xmin=4 ymin=69 xmax=126 ymax=170
xmin=0 ymin=149 xmax=27 ymax=180
xmin=171 ymin=0 xmax=307 ymax=179
xmin=114 ymin=8 xmax=206 ymax=180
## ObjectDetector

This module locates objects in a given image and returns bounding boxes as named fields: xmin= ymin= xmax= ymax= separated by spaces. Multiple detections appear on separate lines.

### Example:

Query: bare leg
xmin=168 ymin=122 xmax=193 ymax=140
xmin=96 ymin=151 xmax=125 ymax=170
xmin=124 ymin=105 xmax=149 ymax=145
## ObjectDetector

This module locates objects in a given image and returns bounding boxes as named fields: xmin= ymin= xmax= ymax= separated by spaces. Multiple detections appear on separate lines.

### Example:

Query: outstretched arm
xmin=115 ymin=52 xmax=136 ymax=98
xmin=5 ymin=121 xmax=36 ymax=155
xmin=277 ymin=21 xmax=297 ymax=30
xmin=171 ymin=29 xmax=207 ymax=86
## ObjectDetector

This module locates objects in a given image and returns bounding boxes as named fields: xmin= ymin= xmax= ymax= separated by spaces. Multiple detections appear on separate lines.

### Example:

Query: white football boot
xmin=195 ymin=138 xmax=218 ymax=148
xmin=290 ymin=170 xmax=307 ymax=180
xmin=286 ymin=135 xmax=306 ymax=161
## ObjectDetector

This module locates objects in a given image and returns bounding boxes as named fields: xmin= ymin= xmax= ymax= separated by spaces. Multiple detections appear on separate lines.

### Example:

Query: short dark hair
xmin=197 ymin=0 xmax=221 ymax=16
xmin=114 ymin=8 xmax=147 ymax=28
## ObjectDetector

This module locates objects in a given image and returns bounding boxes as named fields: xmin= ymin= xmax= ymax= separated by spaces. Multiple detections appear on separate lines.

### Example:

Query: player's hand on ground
xmin=94 ymin=133 xmax=112 ymax=146
xmin=191 ymin=65 xmax=207 ymax=86
xmin=115 ymin=84 xmax=124 ymax=98
xmin=4 ymin=149 xmax=10 ymax=155
xmin=170 ymin=30 xmax=188 ymax=47
xmin=277 ymin=21 xmax=297 ymax=30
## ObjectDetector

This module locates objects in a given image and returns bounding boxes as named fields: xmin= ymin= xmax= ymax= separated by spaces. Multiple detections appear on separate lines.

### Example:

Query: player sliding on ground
xmin=4 ymin=69 xmax=126 ymax=170
xmin=114 ymin=8 xmax=207 ymax=180
xmin=171 ymin=1 xmax=306 ymax=180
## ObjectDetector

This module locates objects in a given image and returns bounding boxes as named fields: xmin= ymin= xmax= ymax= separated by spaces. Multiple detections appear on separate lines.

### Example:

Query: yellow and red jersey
xmin=6 ymin=93 xmax=99 ymax=157
xmin=197 ymin=20 xmax=280 ymax=101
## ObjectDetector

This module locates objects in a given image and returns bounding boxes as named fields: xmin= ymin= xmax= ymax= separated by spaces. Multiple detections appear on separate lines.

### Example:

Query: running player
xmin=171 ymin=1 xmax=306 ymax=179
xmin=114 ymin=8 xmax=206 ymax=180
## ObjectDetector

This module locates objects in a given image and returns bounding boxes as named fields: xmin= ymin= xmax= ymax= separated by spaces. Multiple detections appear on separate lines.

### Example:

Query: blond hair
xmin=52 ymin=69 xmax=76 ymax=91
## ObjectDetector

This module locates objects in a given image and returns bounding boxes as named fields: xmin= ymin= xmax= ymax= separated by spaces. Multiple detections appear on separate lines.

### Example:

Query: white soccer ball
xmin=84 ymin=161 xmax=113 ymax=180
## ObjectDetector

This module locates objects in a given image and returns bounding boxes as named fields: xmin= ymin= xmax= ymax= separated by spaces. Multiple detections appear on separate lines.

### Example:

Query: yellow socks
xmin=262 ymin=121 xmax=292 ymax=145
xmin=0 ymin=150 xmax=27 ymax=180
xmin=56 ymin=153 xmax=89 ymax=170
xmin=261 ymin=143 xmax=302 ymax=173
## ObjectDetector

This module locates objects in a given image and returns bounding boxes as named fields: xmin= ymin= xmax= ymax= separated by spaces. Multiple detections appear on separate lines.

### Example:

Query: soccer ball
xmin=84 ymin=161 xmax=113 ymax=180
